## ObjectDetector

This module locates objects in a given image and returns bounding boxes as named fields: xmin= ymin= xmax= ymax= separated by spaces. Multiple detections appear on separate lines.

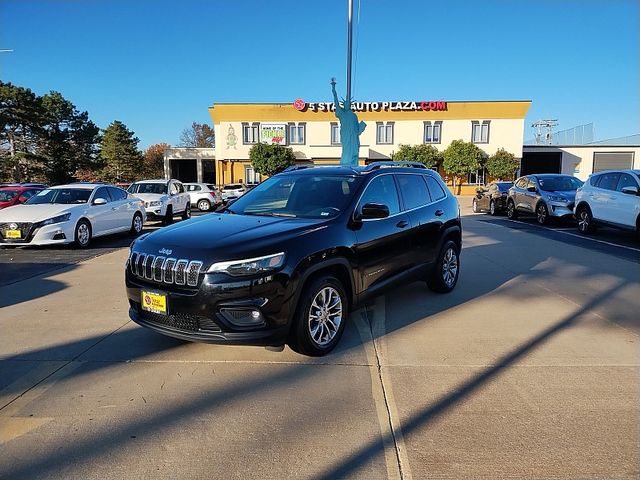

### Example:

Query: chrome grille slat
xmin=144 ymin=254 xmax=155 ymax=280
xmin=187 ymin=261 xmax=203 ymax=287
xmin=175 ymin=260 xmax=188 ymax=285
xmin=129 ymin=252 xmax=138 ymax=275
xmin=164 ymin=258 xmax=176 ymax=283
xmin=136 ymin=253 xmax=145 ymax=277
xmin=152 ymin=256 xmax=165 ymax=282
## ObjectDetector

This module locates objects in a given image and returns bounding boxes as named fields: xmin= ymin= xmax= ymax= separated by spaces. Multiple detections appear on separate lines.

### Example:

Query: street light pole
xmin=346 ymin=0 xmax=353 ymax=102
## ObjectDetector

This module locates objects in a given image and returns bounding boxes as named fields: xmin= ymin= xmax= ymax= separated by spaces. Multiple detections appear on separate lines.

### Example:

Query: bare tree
xmin=179 ymin=122 xmax=215 ymax=148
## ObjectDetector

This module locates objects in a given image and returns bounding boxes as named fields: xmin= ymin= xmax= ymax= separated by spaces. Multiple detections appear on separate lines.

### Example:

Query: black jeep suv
xmin=125 ymin=162 xmax=462 ymax=356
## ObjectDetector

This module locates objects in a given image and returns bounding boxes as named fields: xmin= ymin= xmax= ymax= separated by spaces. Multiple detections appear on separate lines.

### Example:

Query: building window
xmin=330 ymin=122 xmax=340 ymax=145
xmin=245 ymin=166 xmax=261 ymax=184
xmin=376 ymin=122 xmax=394 ymax=144
xmin=288 ymin=122 xmax=306 ymax=145
xmin=471 ymin=121 xmax=490 ymax=143
xmin=242 ymin=122 xmax=259 ymax=144
xmin=424 ymin=121 xmax=442 ymax=144
xmin=467 ymin=167 xmax=488 ymax=185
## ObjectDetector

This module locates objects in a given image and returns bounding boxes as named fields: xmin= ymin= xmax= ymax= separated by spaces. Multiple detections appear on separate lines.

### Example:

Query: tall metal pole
xmin=346 ymin=0 xmax=354 ymax=102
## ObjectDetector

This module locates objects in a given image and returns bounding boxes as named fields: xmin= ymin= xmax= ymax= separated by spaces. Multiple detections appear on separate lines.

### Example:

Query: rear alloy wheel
xmin=489 ymin=200 xmax=497 ymax=216
xmin=472 ymin=198 xmax=478 ymax=213
xmin=197 ymin=199 xmax=211 ymax=211
xmin=427 ymin=240 xmax=460 ymax=293
xmin=507 ymin=200 xmax=518 ymax=219
xmin=182 ymin=204 xmax=191 ymax=220
xmin=289 ymin=275 xmax=347 ymax=357
xmin=130 ymin=212 xmax=143 ymax=235
xmin=576 ymin=206 xmax=594 ymax=234
xmin=74 ymin=219 xmax=92 ymax=248
xmin=536 ymin=203 xmax=549 ymax=225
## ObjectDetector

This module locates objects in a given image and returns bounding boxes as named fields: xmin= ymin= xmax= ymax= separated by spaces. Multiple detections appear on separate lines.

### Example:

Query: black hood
xmin=134 ymin=213 xmax=328 ymax=261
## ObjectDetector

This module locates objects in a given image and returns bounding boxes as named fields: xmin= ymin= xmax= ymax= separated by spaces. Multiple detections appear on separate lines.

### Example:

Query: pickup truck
xmin=127 ymin=179 xmax=191 ymax=224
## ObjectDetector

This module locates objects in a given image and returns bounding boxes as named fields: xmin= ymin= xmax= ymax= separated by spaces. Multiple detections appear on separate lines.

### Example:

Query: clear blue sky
xmin=1 ymin=0 xmax=637 ymax=148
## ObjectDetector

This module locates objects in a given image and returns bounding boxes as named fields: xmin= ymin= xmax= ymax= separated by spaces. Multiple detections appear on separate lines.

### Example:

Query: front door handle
xmin=435 ymin=209 xmax=445 ymax=217
xmin=396 ymin=220 xmax=409 ymax=228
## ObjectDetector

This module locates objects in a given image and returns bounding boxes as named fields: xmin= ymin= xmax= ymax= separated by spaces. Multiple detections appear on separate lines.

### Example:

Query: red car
xmin=0 ymin=185 xmax=45 ymax=209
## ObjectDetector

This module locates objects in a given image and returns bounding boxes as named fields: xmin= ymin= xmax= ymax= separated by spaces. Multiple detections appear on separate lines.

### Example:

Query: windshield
xmin=0 ymin=190 xmax=19 ymax=201
xmin=26 ymin=188 xmax=92 ymax=205
xmin=128 ymin=183 xmax=167 ymax=195
xmin=228 ymin=174 xmax=361 ymax=219
xmin=538 ymin=176 xmax=583 ymax=192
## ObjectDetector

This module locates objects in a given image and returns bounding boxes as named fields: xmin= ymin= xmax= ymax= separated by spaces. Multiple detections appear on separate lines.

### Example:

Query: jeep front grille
xmin=129 ymin=252 xmax=203 ymax=287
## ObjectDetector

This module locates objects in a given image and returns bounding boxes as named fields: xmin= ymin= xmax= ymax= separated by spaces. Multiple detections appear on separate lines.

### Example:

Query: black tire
xmin=576 ymin=205 xmax=595 ymax=234
xmin=197 ymin=199 xmax=211 ymax=211
xmin=288 ymin=275 xmax=348 ymax=357
xmin=129 ymin=212 xmax=144 ymax=235
xmin=489 ymin=200 xmax=497 ymax=216
xmin=74 ymin=219 xmax=92 ymax=248
xmin=427 ymin=240 xmax=460 ymax=293
xmin=182 ymin=204 xmax=191 ymax=220
xmin=472 ymin=198 xmax=478 ymax=213
xmin=536 ymin=202 xmax=550 ymax=225
xmin=163 ymin=205 xmax=173 ymax=225
xmin=507 ymin=200 xmax=518 ymax=219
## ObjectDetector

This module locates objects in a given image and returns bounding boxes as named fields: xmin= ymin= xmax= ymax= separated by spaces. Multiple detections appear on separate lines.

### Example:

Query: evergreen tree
xmin=99 ymin=121 xmax=143 ymax=183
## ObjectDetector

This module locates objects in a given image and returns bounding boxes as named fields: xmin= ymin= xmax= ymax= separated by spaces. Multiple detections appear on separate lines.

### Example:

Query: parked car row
xmin=473 ymin=170 xmax=640 ymax=239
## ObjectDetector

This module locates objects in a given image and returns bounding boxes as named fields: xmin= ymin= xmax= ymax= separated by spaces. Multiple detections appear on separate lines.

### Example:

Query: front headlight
xmin=149 ymin=200 xmax=163 ymax=207
xmin=36 ymin=213 xmax=71 ymax=227
xmin=207 ymin=252 xmax=286 ymax=276
xmin=546 ymin=195 xmax=568 ymax=202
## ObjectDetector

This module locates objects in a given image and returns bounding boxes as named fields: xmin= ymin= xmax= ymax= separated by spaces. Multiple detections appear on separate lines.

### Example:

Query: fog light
xmin=251 ymin=310 xmax=260 ymax=319
xmin=219 ymin=308 xmax=264 ymax=327
xmin=53 ymin=231 xmax=66 ymax=240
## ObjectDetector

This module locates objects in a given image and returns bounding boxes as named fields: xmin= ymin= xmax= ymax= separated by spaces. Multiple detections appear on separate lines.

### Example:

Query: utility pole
xmin=346 ymin=0 xmax=353 ymax=102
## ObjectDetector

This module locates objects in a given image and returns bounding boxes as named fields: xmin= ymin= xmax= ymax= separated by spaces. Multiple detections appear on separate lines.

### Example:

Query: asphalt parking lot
xmin=1 ymin=200 xmax=638 ymax=479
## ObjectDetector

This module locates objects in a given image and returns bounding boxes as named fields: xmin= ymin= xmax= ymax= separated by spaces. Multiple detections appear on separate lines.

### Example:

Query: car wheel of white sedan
xmin=130 ymin=212 xmax=143 ymax=235
xmin=74 ymin=219 xmax=92 ymax=248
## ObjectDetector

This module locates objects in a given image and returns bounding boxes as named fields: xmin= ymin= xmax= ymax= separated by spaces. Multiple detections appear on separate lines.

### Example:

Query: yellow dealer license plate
xmin=141 ymin=290 xmax=167 ymax=314
xmin=5 ymin=229 xmax=21 ymax=239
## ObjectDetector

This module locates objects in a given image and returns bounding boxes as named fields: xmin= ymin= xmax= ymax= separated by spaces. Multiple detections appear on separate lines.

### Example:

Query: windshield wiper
xmin=244 ymin=212 xmax=297 ymax=218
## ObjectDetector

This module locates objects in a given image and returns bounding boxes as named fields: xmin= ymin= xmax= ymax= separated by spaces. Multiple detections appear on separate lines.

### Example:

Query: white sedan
xmin=0 ymin=183 xmax=146 ymax=248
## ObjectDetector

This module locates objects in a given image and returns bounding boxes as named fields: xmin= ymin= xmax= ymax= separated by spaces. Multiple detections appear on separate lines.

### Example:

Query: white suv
xmin=574 ymin=169 xmax=640 ymax=238
xmin=127 ymin=179 xmax=191 ymax=224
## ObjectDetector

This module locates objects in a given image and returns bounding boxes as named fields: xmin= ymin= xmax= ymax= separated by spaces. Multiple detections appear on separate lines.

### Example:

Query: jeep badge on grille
xmin=159 ymin=248 xmax=172 ymax=255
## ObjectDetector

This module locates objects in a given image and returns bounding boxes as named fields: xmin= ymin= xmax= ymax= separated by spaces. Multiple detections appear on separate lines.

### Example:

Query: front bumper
xmin=547 ymin=201 xmax=575 ymax=218
xmin=125 ymin=268 xmax=294 ymax=347
xmin=0 ymin=221 xmax=74 ymax=245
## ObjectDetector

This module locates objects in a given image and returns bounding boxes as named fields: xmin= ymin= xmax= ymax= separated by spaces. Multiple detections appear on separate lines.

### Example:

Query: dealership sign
xmin=293 ymin=98 xmax=447 ymax=113
xmin=260 ymin=124 xmax=287 ymax=144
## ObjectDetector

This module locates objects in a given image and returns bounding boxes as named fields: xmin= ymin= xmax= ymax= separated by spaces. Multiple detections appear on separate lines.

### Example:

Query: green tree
xmin=179 ymin=122 xmax=215 ymax=148
xmin=38 ymin=91 xmax=100 ymax=185
xmin=99 ymin=121 xmax=143 ymax=183
xmin=485 ymin=148 xmax=519 ymax=181
xmin=249 ymin=142 xmax=296 ymax=176
xmin=0 ymin=81 xmax=46 ymax=182
xmin=143 ymin=143 xmax=170 ymax=178
xmin=391 ymin=144 xmax=442 ymax=169
xmin=442 ymin=139 xmax=485 ymax=193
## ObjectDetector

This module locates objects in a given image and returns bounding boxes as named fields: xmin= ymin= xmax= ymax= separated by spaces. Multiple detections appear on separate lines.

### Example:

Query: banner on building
xmin=260 ymin=124 xmax=287 ymax=145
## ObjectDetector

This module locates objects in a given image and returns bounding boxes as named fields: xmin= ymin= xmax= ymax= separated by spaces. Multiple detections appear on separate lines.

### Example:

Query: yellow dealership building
xmin=165 ymin=99 xmax=532 ymax=193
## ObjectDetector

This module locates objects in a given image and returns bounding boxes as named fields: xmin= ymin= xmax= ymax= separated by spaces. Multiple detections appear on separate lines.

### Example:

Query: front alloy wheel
xmin=308 ymin=287 xmax=343 ymax=347
xmin=577 ymin=207 xmax=594 ymax=234
xmin=489 ymin=200 xmax=497 ymax=216
xmin=536 ymin=203 xmax=549 ymax=225
xmin=182 ymin=204 xmax=191 ymax=220
xmin=74 ymin=220 xmax=91 ymax=248
xmin=472 ymin=198 xmax=478 ymax=213
xmin=130 ymin=212 xmax=143 ymax=235
xmin=507 ymin=200 xmax=518 ymax=219
xmin=427 ymin=240 xmax=460 ymax=293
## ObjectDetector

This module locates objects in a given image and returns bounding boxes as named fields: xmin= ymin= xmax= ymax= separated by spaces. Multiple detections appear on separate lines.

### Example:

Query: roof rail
xmin=363 ymin=161 xmax=427 ymax=171
xmin=283 ymin=164 xmax=318 ymax=172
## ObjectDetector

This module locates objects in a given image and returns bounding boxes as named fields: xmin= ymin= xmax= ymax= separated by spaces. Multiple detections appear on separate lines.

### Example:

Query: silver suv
xmin=184 ymin=183 xmax=222 ymax=211
xmin=506 ymin=174 xmax=583 ymax=225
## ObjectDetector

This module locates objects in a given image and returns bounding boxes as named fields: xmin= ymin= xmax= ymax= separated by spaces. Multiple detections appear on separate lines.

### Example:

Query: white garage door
xmin=592 ymin=152 xmax=634 ymax=172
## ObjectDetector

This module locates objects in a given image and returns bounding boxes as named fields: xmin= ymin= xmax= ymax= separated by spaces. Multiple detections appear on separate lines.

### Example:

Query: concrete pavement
xmin=0 ymin=204 xmax=638 ymax=479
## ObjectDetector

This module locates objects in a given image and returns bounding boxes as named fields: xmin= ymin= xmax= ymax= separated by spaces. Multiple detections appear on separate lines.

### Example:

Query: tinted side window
xmin=589 ymin=175 xmax=601 ymax=187
xmin=616 ymin=174 xmax=638 ymax=191
xmin=424 ymin=175 xmax=446 ymax=201
xmin=94 ymin=187 xmax=111 ymax=202
xmin=359 ymin=175 xmax=400 ymax=215
xmin=108 ymin=187 xmax=127 ymax=201
xmin=515 ymin=177 xmax=528 ymax=189
xmin=597 ymin=173 xmax=620 ymax=191
xmin=396 ymin=174 xmax=431 ymax=210
xmin=169 ymin=183 xmax=179 ymax=195
xmin=177 ymin=182 xmax=184 ymax=193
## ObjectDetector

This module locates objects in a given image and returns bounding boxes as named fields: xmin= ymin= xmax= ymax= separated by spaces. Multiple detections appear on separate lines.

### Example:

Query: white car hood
xmin=134 ymin=193 xmax=167 ymax=203
xmin=0 ymin=204 xmax=74 ymax=223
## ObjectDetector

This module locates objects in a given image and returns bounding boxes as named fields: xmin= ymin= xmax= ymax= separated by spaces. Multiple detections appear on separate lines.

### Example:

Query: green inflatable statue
xmin=331 ymin=78 xmax=366 ymax=166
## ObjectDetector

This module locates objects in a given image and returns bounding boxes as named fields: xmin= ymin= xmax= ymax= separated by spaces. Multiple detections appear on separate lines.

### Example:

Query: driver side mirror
xmin=360 ymin=203 xmax=390 ymax=220
xmin=92 ymin=197 xmax=107 ymax=206
xmin=18 ymin=196 xmax=28 ymax=204
xmin=621 ymin=186 xmax=639 ymax=196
